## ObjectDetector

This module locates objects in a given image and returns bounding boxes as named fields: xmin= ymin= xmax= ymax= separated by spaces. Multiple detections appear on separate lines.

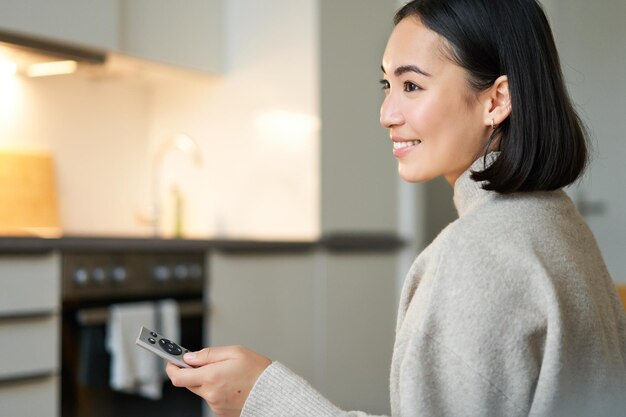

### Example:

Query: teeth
xmin=393 ymin=140 xmax=421 ymax=150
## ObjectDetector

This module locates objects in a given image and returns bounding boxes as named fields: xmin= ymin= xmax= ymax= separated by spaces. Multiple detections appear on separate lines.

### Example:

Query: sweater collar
xmin=453 ymin=152 xmax=499 ymax=217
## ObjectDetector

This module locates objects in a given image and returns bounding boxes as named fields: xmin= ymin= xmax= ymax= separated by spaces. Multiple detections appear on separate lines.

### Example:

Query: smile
xmin=392 ymin=140 xmax=421 ymax=150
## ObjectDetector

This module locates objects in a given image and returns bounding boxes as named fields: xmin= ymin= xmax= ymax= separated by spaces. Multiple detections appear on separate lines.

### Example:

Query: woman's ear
xmin=483 ymin=75 xmax=511 ymax=127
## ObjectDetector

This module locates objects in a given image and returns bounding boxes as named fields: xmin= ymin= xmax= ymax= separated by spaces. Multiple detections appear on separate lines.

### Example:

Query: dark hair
xmin=394 ymin=0 xmax=589 ymax=193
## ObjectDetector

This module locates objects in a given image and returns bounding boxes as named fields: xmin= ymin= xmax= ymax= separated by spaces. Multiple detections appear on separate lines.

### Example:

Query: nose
xmin=380 ymin=93 xmax=404 ymax=129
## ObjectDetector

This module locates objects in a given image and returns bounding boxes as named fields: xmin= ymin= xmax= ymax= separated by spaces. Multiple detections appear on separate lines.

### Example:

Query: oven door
xmin=61 ymin=297 xmax=204 ymax=417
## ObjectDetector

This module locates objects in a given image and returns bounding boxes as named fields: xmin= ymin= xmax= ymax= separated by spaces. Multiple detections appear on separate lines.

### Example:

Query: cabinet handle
xmin=0 ymin=371 xmax=57 ymax=386
xmin=0 ymin=309 xmax=57 ymax=321
xmin=76 ymin=300 xmax=204 ymax=326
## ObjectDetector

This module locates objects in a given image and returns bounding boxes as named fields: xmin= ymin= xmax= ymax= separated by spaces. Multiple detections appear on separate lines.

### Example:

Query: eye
xmin=403 ymin=81 xmax=421 ymax=92
xmin=379 ymin=79 xmax=390 ymax=90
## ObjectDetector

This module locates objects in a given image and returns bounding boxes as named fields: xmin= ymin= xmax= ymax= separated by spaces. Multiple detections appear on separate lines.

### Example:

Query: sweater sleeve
xmin=241 ymin=362 xmax=389 ymax=417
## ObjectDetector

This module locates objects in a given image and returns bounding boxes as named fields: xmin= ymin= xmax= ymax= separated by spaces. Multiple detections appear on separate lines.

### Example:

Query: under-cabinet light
xmin=0 ymin=60 xmax=17 ymax=77
xmin=27 ymin=60 xmax=77 ymax=77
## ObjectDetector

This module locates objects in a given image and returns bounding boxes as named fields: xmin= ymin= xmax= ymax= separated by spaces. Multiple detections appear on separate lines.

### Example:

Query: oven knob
xmin=92 ymin=267 xmax=107 ymax=283
xmin=153 ymin=265 xmax=171 ymax=282
xmin=74 ymin=268 xmax=89 ymax=286
xmin=112 ymin=266 xmax=128 ymax=283
xmin=174 ymin=264 xmax=189 ymax=280
xmin=189 ymin=264 xmax=203 ymax=280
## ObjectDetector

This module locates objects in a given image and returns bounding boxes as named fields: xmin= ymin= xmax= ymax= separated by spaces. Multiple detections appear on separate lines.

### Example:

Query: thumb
xmin=183 ymin=346 xmax=231 ymax=366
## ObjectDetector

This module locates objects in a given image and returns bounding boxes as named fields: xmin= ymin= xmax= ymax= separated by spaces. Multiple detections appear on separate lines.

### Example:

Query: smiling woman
xmin=164 ymin=1 xmax=626 ymax=416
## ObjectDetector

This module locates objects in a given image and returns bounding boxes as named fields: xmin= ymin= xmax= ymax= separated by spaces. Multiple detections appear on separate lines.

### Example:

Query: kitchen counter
xmin=0 ymin=233 xmax=404 ymax=254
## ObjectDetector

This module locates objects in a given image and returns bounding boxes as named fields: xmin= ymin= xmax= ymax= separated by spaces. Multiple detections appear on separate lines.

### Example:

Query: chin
xmin=397 ymin=165 xmax=432 ymax=183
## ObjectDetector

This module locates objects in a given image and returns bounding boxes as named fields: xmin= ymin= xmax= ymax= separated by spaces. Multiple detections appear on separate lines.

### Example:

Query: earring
xmin=491 ymin=119 xmax=496 ymax=130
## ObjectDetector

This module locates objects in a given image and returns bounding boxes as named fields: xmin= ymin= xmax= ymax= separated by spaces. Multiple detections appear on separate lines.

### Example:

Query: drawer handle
xmin=76 ymin=300 xmax=204 ymax=326
xmin=0 ymin=310 xmax=57 ymax=321
xmin=0 ymin=371 xmax=57 ymax=386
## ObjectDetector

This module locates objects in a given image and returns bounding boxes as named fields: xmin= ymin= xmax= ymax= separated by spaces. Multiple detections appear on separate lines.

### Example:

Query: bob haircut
xmin=394 ymin=0 xmax=589 ymax=193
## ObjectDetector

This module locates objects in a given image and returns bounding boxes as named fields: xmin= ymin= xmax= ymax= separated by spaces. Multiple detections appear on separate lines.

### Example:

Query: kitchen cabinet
xmin=119 ymin=0 xmax=224 ymax=73
xmin=208 ymin=248 xmax=396 ymax=414
xmin=0 ymin=253 xmax=60 ymax=316
xmin=0 ymin=0 xmax=223 ymax=73
xmin=0 ymin=0 xmax=118 ymax=50
xmin=208 ymin=251 xmax=318 ymax=380
xmin=321 ymin=252 xmax=396 ymax=415
xmin=0 ymin=253 xmax=60 ymax=417
xmin=320 ymin=0 xmax=398 ymax=234
xmin=0 ymin=315 xmax=59 ymax=379
xmin=0 ymin=376 xmax=59 ymax=417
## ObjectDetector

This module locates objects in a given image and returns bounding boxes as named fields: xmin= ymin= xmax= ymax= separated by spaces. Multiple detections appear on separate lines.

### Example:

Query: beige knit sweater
xmin=241 ymin=156 xmax=626 ymax=417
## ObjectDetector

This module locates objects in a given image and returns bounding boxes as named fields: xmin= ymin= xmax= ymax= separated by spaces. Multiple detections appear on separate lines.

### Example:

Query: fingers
xmin=183 ymin=346 xmax=236 ymax=366
xmin=167 ymin=345 xmax=238 ymax=388
xmin=166 ymin=345 xmax=272 ymax=416
xmin=166 ymin=361 xmax=206 ymax=388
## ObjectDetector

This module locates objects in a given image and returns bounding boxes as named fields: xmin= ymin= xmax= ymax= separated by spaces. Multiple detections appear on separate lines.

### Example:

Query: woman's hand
xmin=166 ymin=345 xmax=272 ymax=417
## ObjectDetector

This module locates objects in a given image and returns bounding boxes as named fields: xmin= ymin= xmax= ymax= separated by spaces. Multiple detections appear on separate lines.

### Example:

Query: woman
xmin=166 ymin=0 xmax=626 ymax=416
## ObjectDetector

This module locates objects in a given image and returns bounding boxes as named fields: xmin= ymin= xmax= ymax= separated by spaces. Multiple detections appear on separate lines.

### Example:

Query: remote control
xmin=135 ymin=326 xmax=193 ymax=368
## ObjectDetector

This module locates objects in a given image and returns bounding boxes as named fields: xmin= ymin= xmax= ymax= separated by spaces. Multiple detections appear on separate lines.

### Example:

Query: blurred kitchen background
xmin=0 ymin=0 xmax=624 ymax=416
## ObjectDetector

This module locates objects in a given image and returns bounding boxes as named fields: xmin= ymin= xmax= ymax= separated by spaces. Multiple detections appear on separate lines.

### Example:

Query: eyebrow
xmin=381 ymin=64 xmax=431 ymax=77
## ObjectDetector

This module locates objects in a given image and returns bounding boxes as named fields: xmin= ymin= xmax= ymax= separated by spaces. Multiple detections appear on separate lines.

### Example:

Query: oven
xmin=60 ymin=249 xmax=205 ymax=417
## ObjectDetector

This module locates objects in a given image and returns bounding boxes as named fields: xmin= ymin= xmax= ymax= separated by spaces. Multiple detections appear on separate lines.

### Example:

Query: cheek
xmin=404 ymin=96 xmax=449 ymax=135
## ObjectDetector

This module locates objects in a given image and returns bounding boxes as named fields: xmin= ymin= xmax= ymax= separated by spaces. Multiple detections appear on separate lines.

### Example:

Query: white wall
xmin=0 ymin=0 xmax=319 ymax=240
xmin=149 ymin=0 xmax=319 ymax=240
xmin=546 ymin=0 xmax=626 ymax=281
xmin=0 ymin=74 xmax=152 ymax=236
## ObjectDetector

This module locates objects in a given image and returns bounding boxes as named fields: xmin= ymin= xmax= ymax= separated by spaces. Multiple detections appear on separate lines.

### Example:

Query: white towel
xmin=105 ymin=299 xmax=180 ymax=400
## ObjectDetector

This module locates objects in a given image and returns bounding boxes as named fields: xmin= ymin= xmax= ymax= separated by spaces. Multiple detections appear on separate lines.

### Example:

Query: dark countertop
xmin=0 ymin=233 xmax=404 ymax=255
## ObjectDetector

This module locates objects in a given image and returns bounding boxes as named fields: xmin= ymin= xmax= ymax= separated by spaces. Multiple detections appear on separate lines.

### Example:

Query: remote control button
xmin=159 ymin=338 xmax=183 ymax=356
xmin=148 ymin=338 xmax=156 ymax=344
xmin=150 ymin=331 xmax=158 ymax=338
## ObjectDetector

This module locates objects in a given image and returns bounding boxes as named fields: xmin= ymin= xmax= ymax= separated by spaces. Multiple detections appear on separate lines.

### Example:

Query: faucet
xmin=150 ymin=133 xmax=203 ymax=237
